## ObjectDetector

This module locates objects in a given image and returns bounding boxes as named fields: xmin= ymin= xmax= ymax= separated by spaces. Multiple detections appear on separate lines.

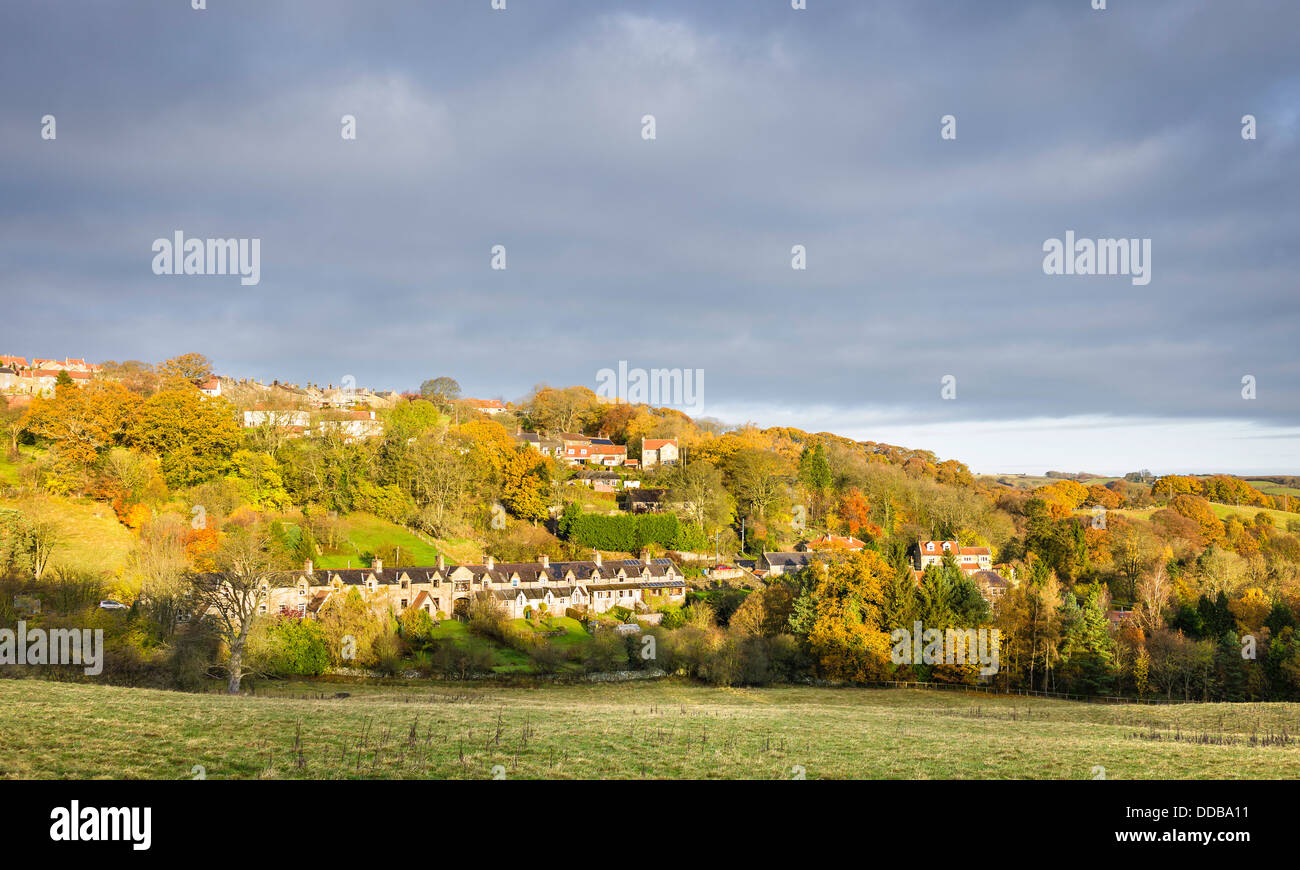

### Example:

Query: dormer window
xmin=926 ymin=542 xmax=934 ymax=553
xmin=367 ymin=580 xmax=376 ymax=592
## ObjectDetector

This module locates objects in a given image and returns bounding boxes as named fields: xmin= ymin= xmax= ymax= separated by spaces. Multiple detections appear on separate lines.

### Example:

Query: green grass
xmin=511 ymin=616 xmax=589 ymax=648
xmin=424 ymin=618 xmax=534 ymax=672
xmin=1096 ymin=505 xmax=1299 ymax=528
xmin=306 ymin=512 xmax=444 ymax=569
xmin=0 ymin=492 xmax=133 ymax=575
xmin=1247 ymin=480 xmax=1300 ymax=497
xmin=4 ymin=679 xmax=1300 ymax=779
xmin=1208 ymin=503 xmax=1298 ymax=527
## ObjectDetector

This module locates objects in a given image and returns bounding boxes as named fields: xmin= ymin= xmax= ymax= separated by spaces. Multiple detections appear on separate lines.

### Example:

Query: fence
xmin=862 ymin=679 xmax=1186 ymax=705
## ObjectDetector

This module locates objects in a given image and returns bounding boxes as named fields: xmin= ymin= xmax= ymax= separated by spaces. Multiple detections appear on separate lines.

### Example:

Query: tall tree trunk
xmin=227 ymin=640 xmax=244 ymax=694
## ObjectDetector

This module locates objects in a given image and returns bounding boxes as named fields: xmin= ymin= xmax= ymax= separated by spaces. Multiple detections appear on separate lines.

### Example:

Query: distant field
xmin=980 ymin=475 xmax=1116 ymax=490
xmin=1101 ymin=505 xmax=1298 ymax=527
xmin=1209 ymin=503 xmax=1298 ymax=526
xmin=4 ymin=679 xmax=1300 ymax=779
xmin=1248 ymin=480 xmax=1300 ymax=498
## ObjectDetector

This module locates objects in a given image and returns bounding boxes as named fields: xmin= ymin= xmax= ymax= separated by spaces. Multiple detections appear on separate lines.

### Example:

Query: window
xmin=400 ymin=599 xmax=408 ymax=609
xmin=512 ymin=577 xmax=519 ymax=587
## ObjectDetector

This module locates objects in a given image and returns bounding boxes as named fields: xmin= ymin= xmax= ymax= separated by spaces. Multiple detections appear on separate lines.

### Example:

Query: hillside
xmin=0 ymin=492 xmax=133 ymax=575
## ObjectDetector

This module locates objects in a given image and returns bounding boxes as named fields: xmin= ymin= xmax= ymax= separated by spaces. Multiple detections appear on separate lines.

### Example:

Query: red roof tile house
xmin=641 ymin=438 xmax=679 ymax=468
xmin=464 ymin=398 xmax=507 ymax=415
xmin=914 ymin=540 xmax=992 ymax=573
xmin=588 ymin=443 xmax=628 ymax=467
xmin=802 ymin=534 xmax=867 ymax=552
xmin=198 ymin=376 xmax=222 ymax=398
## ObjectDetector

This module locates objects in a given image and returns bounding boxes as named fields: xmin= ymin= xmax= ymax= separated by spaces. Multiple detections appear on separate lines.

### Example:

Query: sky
xmin=1 ymin=0 xmax=1297 ymax=475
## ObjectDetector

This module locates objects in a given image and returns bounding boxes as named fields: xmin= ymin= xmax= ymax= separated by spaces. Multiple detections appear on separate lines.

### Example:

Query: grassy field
xmin=1208 ymin=503 xmax=1299 ymax=527
xmin=1096 ymin=504 xmax=1299 ymax=527
xmin=284 ymin=511 xmax=444 ymax=569
xmin=4 ymin=678 xmax=1300 ymax=779
xmin=0 ymin=492 xmax=133 ymax=575
xmin=1248 ymin=480 xmax=1300 ymax=498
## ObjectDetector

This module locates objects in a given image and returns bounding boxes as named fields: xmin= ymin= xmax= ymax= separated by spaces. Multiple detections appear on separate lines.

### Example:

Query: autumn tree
xmin=726 ymin=448 xmax=793 ymax=523
xmin=190 ymin=526 xmax=291 ymax=694
xmin=124 ymin=514 xmax=193 ymax=635
xmin=419 ymin=377 xmax=461 ymax=409
xmin=997 ymin=563 xmax=1063 ymax=691
xmin=157 ymin=352 xmax=213 ymax=384
xmin=789 ymin=551 xmax=895 ymax=681
xmin=663 ymin=459 xmax=734 ymax=533
xmin=0 ymin=404 xmax=25 ymax=461
xmin=23 ymin=380 xmax=140 ymax=490
xmin=524 ymin=385 xmax=601 ymax=433
xmin=127 ymin=390 xmax=241 ymax=487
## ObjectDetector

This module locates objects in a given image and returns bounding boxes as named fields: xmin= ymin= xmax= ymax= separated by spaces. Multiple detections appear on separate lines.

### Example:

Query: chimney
xmin=303 ymin=559 xmax=314 ymax=575
xmin=539 ymin=554 xmax=550 ymax=569
xmin=437 ymin=554 xmax=445 ymax=572
xmin=642 ymin=549 xmax=651 ymax=565
xmin=372 ymin=557 xmax=383 ymax=574
xmin=486 ymin=555 xmax=495 ymax=571
xmin=594 ymin=552 xmax=602 ymax=568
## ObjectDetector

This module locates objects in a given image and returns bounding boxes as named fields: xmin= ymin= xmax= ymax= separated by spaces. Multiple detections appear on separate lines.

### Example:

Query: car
xmin=98 ymin=599 xmax=128 ymax=610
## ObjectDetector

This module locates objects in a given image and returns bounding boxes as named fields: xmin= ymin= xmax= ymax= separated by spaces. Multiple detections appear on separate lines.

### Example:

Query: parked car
xmin=98 ymin=599 xmax=128 ymax=610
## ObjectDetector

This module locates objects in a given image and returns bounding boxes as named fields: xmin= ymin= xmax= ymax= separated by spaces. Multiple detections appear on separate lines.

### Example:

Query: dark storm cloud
xmin=1 ymin=0 xmax=1296 ymax=461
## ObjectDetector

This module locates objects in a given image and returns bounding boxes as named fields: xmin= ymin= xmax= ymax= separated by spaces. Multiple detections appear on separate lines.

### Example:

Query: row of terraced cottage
xmin=261 ymin=553 xmax=688 ymax=621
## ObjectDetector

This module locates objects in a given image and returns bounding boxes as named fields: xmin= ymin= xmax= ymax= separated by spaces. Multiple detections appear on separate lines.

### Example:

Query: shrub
xmin=566 ymin=511 xmax=680 ymax=551
xmin=399 ymin=607 xmax=436 ymax=645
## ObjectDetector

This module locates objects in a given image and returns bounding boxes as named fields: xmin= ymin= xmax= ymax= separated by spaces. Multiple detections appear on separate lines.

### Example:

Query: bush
xmin=431 ymin=638 xmax=497 ymax=679
xmin=583 ymin=631 xmax=629 ymax=672
xmin=467 ymin=594 xmax=511 ymax=644
xmin=399 ymin=607 xmax=436 ymax=645
xmin=658 ymin=604 xmax=686 ymax=629
xmin=262 ymin=618 xmax=331 ymax=676
xmin=566 ymin=511 xmax=679 ymax=551
xmin=353 ymin=481 xmax=416 ymax=525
